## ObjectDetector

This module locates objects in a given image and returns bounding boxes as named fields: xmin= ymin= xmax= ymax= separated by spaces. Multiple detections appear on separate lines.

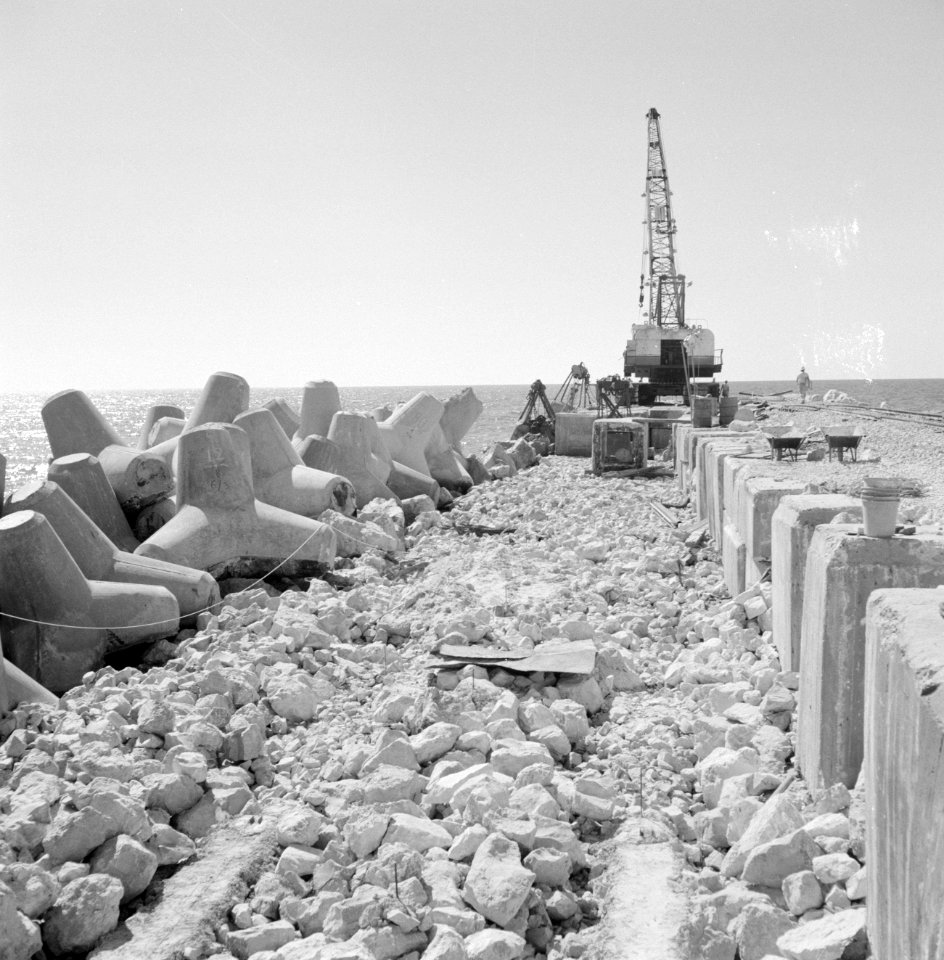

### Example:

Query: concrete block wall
xmin=797 ymin=525 xmax=944 ymax=791
xmin=864 ymin=589 xmax=944 ymax=960
xmin=770 ymin=495 xmax=862 ymax=672
xmin=742 ymin=477 xmax=808 ymax=585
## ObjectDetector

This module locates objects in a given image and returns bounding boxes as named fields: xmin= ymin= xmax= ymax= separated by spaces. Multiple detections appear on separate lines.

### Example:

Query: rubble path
xmin=1 ymin=457 xmax=865 ymax=960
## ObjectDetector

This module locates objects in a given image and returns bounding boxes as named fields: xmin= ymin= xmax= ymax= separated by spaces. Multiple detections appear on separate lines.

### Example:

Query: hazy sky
xmin=2 ymin=1 xmax=942 ymax=391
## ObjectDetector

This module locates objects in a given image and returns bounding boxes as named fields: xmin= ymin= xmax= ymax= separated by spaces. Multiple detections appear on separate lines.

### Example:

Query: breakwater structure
xmin=1 ymin=381 xmax=942 ymax=959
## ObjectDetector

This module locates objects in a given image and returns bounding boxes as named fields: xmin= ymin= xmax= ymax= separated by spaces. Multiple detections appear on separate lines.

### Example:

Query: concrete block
xmin=424 ymin=428 xmax=474 ymax=491
xmin=234 ymin=408 xmax=357 ymax=517
xmin=295 ymin=435 xmax=344 ymax=476
xmin=41 ymin=390 xmax=174 ymax=513
xmin=743 ymin=478 xmax=808 ymax=585
xmin=0 ymin=511 xmax=179 ymax=693
xmin=294 ymin=381 xmax=340 ymax=442
xmin=554 ymin=413 xmax=597 ymax=457
xmin=6 ymin=479 xmax=220 ymax=625
xmin=702 ymin=439 xmax=759 ymax=540
xmin=864 ymin=589 xmax=944 ymax=960
xmin=722 ymin=521 xmax=747 ymax=596
xmin=136 ymin=405 xmax=185 ymax=450
xmin=771 ymin=495 xmax=862 ymax=672
xmin=328 ymin=413 xmax=397 ymax=508
xmin=261 ymin=399 xmax=300 ymax=438
xmin=48 ymin=453 xmax=140 ymax=553
xmin=797 ymin=525 xmax=944 ymax=790
xmin=135 ymin=423 xmax=337 ymax=573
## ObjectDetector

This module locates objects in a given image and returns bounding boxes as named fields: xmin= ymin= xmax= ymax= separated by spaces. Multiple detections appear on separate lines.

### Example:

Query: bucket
xmin=862 ymin=477 xmax=901 ymax=494
xmin=692 ymin=396 xmax=713 ymax=428
xmin=861 ymin=493 xmax=900 ymax=538
xmin=718 ymin=397 xmax=739 ymax=426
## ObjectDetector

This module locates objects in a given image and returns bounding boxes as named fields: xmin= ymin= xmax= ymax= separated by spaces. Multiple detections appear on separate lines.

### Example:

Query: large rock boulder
xmin=462 ymin=833 xmax=535 ymax=927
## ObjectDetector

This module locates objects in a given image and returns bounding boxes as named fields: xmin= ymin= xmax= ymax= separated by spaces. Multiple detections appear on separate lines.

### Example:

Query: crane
xmin=641 ymin=107 xmax=686 ymax=328
xmin=624 ymin=107 xmax=722 ymax=403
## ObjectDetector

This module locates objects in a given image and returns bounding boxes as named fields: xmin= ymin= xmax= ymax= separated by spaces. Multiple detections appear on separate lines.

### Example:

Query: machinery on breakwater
xmin=622 ymin=107 xmax=723 ymax=406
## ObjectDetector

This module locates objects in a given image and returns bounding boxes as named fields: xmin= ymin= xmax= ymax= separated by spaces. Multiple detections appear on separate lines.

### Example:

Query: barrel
xmin=692 ymin=396 xmax=713 ymax=428
xmin=718 ymin=396 xmax=740 ymax=426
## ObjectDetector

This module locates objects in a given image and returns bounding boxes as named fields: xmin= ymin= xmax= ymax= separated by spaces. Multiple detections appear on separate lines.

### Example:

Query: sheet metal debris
xmin=429 ymin=638 xmax=597 ymax=676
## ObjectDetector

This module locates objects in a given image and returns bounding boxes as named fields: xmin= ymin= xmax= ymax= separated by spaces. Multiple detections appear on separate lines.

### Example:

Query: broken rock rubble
xmin=0 ymin=456 xmax=871 ymax=959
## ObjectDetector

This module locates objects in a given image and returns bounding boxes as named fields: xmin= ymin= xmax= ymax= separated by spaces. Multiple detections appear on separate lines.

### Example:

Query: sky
xmin=2 ymin=1 xmax=943 ymax=391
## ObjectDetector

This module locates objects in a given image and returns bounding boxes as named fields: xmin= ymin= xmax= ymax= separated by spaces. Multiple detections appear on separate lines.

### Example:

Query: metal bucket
xmin=692 ymin=396 xmax=713 ymax=428
xmin=718 ymin=397 xmax=740 ymax=426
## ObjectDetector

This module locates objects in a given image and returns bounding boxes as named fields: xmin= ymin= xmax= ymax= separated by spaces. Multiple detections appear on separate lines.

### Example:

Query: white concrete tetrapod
xmin=134 ymin=423 xmax=337 ymax=572
xmin=295 ymin=435 xmax=345 ymax=476
xmin=41 ymin=389 xmax=174 ymax=512
xmin=134 ymin=497 xmax=177 ymax=541
xmin=386 ymin=460 xmax=441 ymax=501
xmin=184 ymin=371 xmax=251 ymax=431
xmin=376 ymin=392 xmax=443 ymax=476
xmin=327 ymin=413 xmax=398 ymax=508
xmin=147 ymin=371 xmax=252 ymax=469
xmin=372 ymin=405 xmax=393 ymax=423
xmin=425 ymin=424 xmax=474 ymax=491
xmin=0 ymin=511 xmax=180 ymax=694
xmin=440 ymin=387 xmax=484 ymax=450
xmin=0 ymin=636 xmax=58 ymax=713
xmin=147 ymin=416 xmax=185 ymax=447
xmin=234 ymin=408 xmax=357 ymax=517
xmin=47 ymin=453 xmax=140 ymax=552
xmin=6 ymin=480 xmax=219 ymax=625
xmin=263 ymin=398 xmax=301 ymax=438
xmin=364 ymin=416 xmax=393 ymax=481
xmin=293 ymin=381 xmax=341 ymax=443
xmin=136 ymin=405 xmax=185 ymax=449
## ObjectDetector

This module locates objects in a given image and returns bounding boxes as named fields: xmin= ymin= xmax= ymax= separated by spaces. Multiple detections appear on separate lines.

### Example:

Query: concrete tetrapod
xmin=134 ymin=423 xmax=337 ymax=573
xmin=376 ymin=392 xmax=443 ymax=476
xmin=425 ymin=424 xmax=474 ymax=491
xmin=48 ymin=453 xmax=140 ymax=553
xmin=234 ymin=408 xmax=356 ymax=517
xmin=327 ymin=413 xmax=397 ymax=508
xmin=293 ymin=380 xmax=341 ymax=443
xmin=0 ymin=511 xmax=180 ymax=693
xmin=263 ymin=398 xmax=300 ymax=438
xmin=6 ymin=480 xmax=219 ymax=625
xmin=146 ymin=417 xmax=185 ymax=448
xmin=295 ymin=435 xmax=345 ymax=476
xmin=0 ymin=637 xmax=59 ymax=713
xmin=41 ymin=390 xmax=174 ymax=512
xmin=147 ymin=372 xmax=251 ymax=467
xmin=440 ymin=387 xmax=484 ymax=450
xmin=136 ymin=405 xmax=185 ymax=449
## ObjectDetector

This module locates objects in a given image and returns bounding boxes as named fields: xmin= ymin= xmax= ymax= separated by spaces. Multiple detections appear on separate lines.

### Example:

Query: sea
xmin=2 ymin=378 xmax=943 ymax=494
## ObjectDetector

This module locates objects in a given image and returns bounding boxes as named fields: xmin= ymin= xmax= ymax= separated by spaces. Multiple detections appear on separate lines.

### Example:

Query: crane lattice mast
xmin=643 ymin=108 xmax=686 ymax=328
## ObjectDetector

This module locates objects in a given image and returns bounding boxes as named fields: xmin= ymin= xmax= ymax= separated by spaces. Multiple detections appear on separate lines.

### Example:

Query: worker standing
xmin=796 ymin=367 xmax=812 ymax=404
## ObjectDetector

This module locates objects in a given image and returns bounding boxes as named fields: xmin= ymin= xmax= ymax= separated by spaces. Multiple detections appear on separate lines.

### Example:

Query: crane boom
xmin=644 ymin=108 xmax=686 ymax=328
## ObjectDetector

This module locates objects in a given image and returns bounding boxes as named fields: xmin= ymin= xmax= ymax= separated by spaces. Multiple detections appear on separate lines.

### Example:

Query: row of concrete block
xmin=677 ymin=423 xmax=944 ymax=958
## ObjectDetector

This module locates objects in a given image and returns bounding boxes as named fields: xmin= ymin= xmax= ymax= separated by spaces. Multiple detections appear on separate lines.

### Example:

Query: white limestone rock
xmin=89 ymin=833 xmax=159 ymax=903
xmin=489 ymin=739 xmax=554 ymax=779
xmin=464 ymin=929 xmax=527 ymax=960
xmin=811 ymin=852 xmax=859 ymax=885
xmin=411 ymin=723 xmax=462 ymax=765
xmin=42 ymin=874 xmax=124 ymax=955
xmin=741 ymin=829 xmax=821 ymax=888
xmin=461 ymin=833 xmax=535 ymax=928
xmin=782 ymin=870 xmax=824 ymax=915
xmin=730 ymin=901 xmax=797 ymax=960
xmin=776 ymin=907 xmax=867 ymax=960
xmin=383 ymin=813 xmax=453 ymax=853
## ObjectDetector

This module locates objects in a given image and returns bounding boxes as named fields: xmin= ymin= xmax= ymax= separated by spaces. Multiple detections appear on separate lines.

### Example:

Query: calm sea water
xmin=2 ymin=379 xmax=943 ymax=494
